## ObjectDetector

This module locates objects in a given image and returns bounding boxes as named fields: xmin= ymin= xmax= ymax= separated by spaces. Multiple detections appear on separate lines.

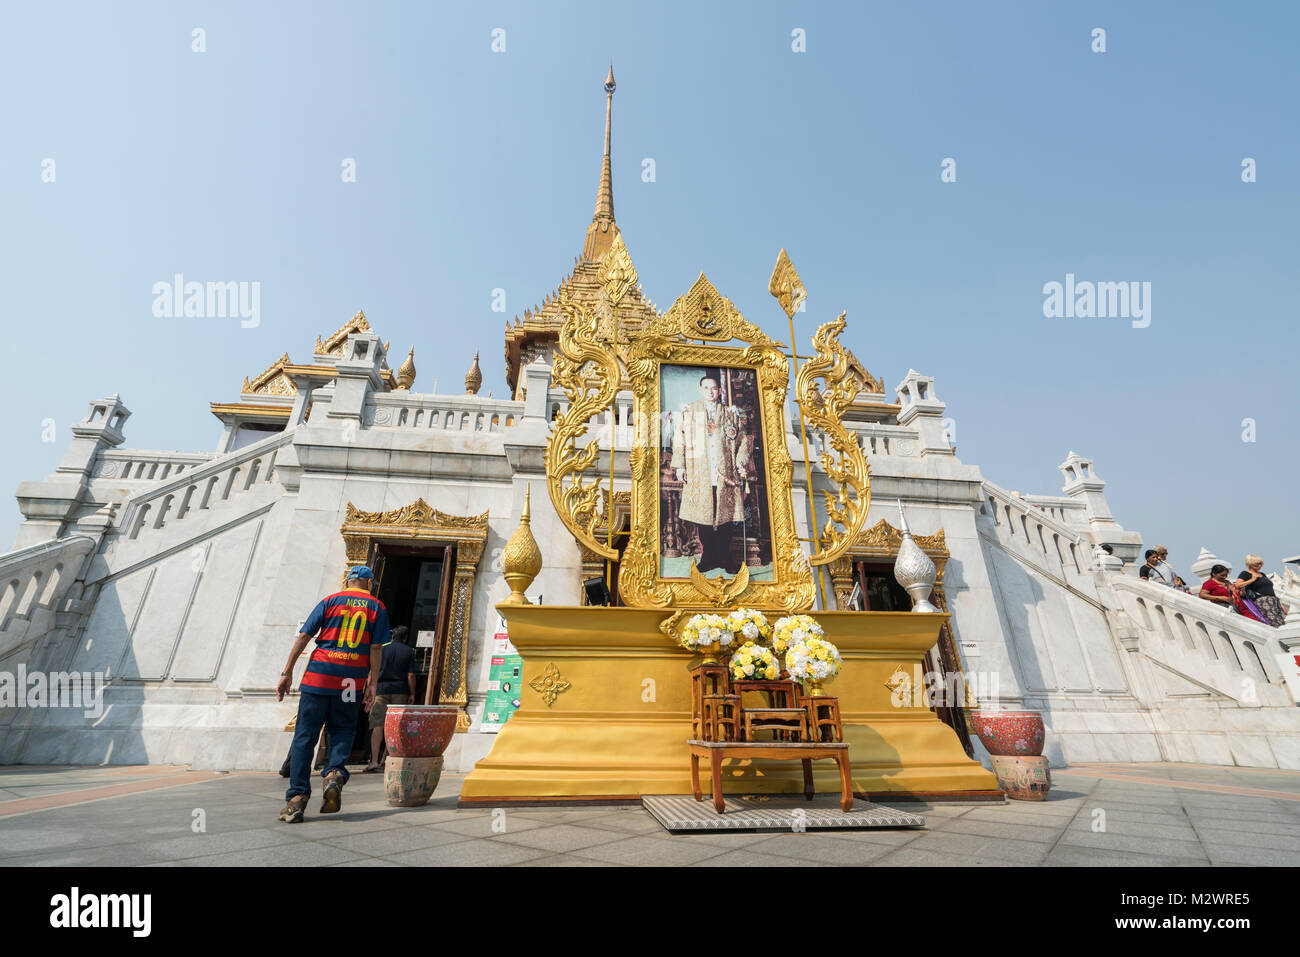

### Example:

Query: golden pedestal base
xmin=459 ymin=606 xmax=999 ymax=804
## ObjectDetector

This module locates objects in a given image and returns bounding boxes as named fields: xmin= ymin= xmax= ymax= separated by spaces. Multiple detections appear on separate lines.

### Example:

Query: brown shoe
xmin=278 ymin=794 xmax=308 ymax=823
xmin=320 ymin=771 xmax=345 ymax=814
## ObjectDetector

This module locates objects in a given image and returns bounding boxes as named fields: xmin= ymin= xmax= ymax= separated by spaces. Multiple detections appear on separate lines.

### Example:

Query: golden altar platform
xmin=459 ymin=605 xmax=999 ymax=804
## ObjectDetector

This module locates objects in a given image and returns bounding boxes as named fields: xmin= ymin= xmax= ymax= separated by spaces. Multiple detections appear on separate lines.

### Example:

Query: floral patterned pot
xmin=384 ymin=704 xmax=459 ymax=758
xmin=969 ymin=710 xmax=1045 ymax=757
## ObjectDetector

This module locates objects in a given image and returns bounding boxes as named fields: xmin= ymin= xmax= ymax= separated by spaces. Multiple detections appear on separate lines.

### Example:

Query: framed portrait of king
xmin=617 ymin=292 xmax=814 ymax=611
xmin=659 ymin=363 xmax=773 ymax=581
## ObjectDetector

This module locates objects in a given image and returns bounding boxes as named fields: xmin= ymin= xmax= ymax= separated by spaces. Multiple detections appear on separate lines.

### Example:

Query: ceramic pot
xmin=385 ymin=755 xmax=443 ymax=807
xmin=989 ymin=755 xmax=1051 ymax=801
xmin=969 ymin=710 xmax=1045 ymax=757
xmin=384 ymin=704 xmax=459 ymax=758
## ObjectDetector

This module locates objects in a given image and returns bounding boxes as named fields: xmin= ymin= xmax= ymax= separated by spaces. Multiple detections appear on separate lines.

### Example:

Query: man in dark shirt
xmin=364 ymin=625 xmax=417 ymax=772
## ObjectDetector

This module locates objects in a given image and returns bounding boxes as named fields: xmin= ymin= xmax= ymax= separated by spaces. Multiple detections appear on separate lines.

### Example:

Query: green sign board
xmin=480 ymin=631 xmax=522 ymax=733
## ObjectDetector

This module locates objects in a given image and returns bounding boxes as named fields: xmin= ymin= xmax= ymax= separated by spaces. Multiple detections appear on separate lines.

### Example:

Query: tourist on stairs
xmin=1238 ymin=555 xmax=1287 ymax=627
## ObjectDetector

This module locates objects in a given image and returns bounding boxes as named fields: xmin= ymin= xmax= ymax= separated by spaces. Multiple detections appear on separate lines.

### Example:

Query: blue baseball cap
xmin=348 ymin=565 xmax=375 ymax=581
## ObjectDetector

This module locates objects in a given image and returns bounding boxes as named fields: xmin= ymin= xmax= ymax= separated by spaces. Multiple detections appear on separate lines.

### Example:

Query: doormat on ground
xmin=642 ymin=794 xmax=926 ymax=833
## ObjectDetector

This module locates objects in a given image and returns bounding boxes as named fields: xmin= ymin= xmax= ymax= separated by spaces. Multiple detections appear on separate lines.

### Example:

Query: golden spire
xmin=396 ymin=346 xmax=416 ymax=390
xmin=501 ymin=486 xmax=543 ymax=605
xmin=582 ymin=64 xmax=621 ymax=263
xmin=464 ymin=351 xmax=482 ymax=394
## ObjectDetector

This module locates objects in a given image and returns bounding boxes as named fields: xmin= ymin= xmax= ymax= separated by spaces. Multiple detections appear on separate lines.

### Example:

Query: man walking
xmin=276 ymin=565 xmax=390 ymax=823
xmin=363 ymin=625 xmax=416 ymax=773
xmin=671 ymin=373 xmax=753 ymax=574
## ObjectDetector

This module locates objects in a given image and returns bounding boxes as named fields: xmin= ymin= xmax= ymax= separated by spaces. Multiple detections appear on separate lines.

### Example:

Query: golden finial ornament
xmin=768 ymin=248 xmax=807 ymax=320
xmin=396 ymin=346 xmax=416 ymax=390
xmin=501 ymin=487 xmax=544 ymax=605
xmin=465 ymin=352 xmax=482 ymax=395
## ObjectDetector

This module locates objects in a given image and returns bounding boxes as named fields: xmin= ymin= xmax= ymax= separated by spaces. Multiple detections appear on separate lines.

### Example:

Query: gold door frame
xmin=340 ymin=499 xmax=489 ymax=732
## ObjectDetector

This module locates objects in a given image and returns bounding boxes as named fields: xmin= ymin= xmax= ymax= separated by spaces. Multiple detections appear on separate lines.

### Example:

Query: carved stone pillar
xmin=828 ymin=555 xmax=855 ymax=610
xmin=438 ymin=540 xmax=484 ymax=731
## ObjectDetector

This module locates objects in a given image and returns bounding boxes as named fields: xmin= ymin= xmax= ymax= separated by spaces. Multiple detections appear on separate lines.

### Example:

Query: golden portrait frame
xmin=617 ymin=276 xmax=815 ymax=612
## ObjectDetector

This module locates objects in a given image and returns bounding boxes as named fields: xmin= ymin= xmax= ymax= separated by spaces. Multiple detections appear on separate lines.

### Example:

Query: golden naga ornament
xmin=543 ymin=292 xmax=620 ymax=560
xmin=795 ymin=313 xmax=872 ymax=566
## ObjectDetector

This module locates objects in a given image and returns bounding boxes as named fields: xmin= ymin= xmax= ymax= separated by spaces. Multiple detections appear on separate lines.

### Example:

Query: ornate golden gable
xmin=241 ymin=353 xmax=295 ymax=395
xmin=315 ymin=310 xmax=373 ymax=356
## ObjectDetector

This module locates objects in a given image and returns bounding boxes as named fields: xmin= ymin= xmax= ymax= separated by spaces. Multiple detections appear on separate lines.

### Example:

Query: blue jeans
xmin=286 ymin=691 xmax=359 ymax=800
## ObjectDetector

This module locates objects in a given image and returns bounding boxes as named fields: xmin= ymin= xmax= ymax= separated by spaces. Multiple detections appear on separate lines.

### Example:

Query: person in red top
xmin=1197 ymin=564 xmax=1267 ymax=622
xmin=276 ymin=566 xmax=389 ymax=823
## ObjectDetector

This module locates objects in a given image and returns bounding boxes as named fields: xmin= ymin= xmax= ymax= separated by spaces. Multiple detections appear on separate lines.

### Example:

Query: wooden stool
xmin=800 ymin=695 xmax=844 ymax=743
xmin=731 ymin=679 xmax=801 ymax=710
xmin=689 ymin=662 xmax=731 ymax=740
xmin=743 ymin=707 xmax=809 ymax=742
xmin=702 ymin=694 xmax=743 ymax=742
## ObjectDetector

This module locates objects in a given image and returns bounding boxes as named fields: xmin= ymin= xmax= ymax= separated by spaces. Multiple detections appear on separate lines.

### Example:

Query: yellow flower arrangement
xmin=728 ymin=641 xmax=779 ymax=681
xmin=784 ymin=635 xmax=842 ymax=685
xmin=724 ymin=608 xmax=772 ymax=645
xmin=679 ymin=613 xmax=733 ymax=653
xmin=771 ymin=614 xmax=823 ymax=655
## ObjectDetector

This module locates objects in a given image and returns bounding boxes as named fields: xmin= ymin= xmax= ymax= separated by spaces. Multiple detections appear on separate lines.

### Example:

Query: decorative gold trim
xmin=315 ymin=310 xmax=373 ymax=356
xmin=209 ymin=402 xmax=293 ymax=419
xmin=544 ymin=288 xmax=620 ymax=561
xmin=796 ymin=314 xmax=872 ymax=566
xmin=768 ymin=248 xmax=807 ymax=320
xmin=343 ymin=499 xmax=489 ymax=533
xmin=528 ymin=662 xmax=572 ymax=706
xmin=242 ymin=353 xmax=294 ymax=395
xmin=617 ymin=275 xmax=812 ymax=611
xmin=340 ymin=498 xmax=489 ymax=731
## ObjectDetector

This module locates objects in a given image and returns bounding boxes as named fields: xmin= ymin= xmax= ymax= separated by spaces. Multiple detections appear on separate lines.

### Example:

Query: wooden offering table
xmin=688 ymin=740 xmax=854 ymax=813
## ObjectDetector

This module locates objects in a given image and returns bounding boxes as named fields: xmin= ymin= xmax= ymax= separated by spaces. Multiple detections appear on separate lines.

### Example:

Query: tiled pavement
xmin=0 ymin=762 xmax=1298 ymax=866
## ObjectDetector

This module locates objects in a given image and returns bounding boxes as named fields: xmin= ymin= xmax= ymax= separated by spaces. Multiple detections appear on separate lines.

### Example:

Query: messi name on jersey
xmin=300 ymin=589 xmax=391 ymax=695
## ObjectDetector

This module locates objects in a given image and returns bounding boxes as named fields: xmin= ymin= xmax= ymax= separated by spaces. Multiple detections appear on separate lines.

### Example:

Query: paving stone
xmin=875 ymin=846 xmax=1015 ymax=867
xmin=1201 ymin=843 xmax=1300 ymax=867
xmin=1188 ymin=827 xmax=1300 ymax=851
xmin=905 ymin=831 xmax=1051 ymax=864
xmin=689 ymin=848 xmax=832 ymax=867
xmin=932 ymin=816 xmax=1065 ymax=843
xmin=568 ymin=835 xmax=725 ymax=867
xmin=1044 ymin=845 xmax=1206 ymax=867
xmin=1064 ymin=818 xmax=1199 ymax=841
xmin=492 ymin=824 xmax=636 ymax=853
xmin=328 ymin=856 xmax=403 ymax=866
xmin=1057 ymin=830 xmax=1208 ymax=861
xmin=322 ymin=825 xmax=475 ymax=856
xmin=510 ymin=854 xmax=615 ymax=867
xmin=383 ymin=840 xmax=555 ymax=867
xmin=750 ymin=832 xmax=899 ymax=865
xmin=430 ymin=814 xmax=550 ymax=839
xmin=172 ymin=841 xmax=366 ymax=867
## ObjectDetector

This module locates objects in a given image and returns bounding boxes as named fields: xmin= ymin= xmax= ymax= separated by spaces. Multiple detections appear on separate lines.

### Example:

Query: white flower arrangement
xmin=728 ymin=642 xmax=779 ymax=681
xmin=771 ymin=614 xmax=824 ymax=655
xmin=679 ymin=613 xmax=734 ymax=652
xmin=725 ymin=608 xmax=772 ymax=645
xmin=785 ymin=636 xmax=843 ymax=684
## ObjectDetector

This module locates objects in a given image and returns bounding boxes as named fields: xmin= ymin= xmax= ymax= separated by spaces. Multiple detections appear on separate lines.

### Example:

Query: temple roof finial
xmin=583 ymin=64 xmax=620 ymax=262
xmin=465 ymin=351 xmax=483 ymax=395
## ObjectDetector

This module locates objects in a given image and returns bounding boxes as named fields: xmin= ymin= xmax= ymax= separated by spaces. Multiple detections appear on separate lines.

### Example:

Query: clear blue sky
xmin=2 ymin=1 xmax=1296 ymax=579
